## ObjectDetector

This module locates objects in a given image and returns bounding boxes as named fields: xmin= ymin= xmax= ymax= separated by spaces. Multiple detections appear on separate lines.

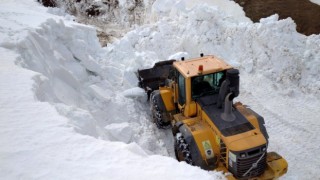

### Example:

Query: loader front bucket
xmin=137 ymin=59 xmax=176 ymax=92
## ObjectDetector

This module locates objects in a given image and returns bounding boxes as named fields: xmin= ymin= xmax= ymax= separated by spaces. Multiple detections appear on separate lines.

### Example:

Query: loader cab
xmin=173 ymin=55 xmax=233 ymax=118
xmin=191 ymin=71 xmax=225 ymax=99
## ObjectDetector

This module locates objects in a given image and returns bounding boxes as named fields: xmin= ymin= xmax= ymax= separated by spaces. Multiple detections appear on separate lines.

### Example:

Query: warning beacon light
xmin=198 ymin=65 xmax=203 ymax=75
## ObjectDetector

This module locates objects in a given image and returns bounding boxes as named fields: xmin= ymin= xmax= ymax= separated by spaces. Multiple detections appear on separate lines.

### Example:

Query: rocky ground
xmin=39 ymin=0 xmax=320 ymax=41
xmin=235 ymin=0 xmax=320 ymax=36
xmin=38 ymin=0 xmax=150 ymax=46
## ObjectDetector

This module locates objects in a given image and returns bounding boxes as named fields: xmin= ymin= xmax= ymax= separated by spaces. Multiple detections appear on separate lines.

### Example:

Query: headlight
xmin=229 ymin=151 xmax=237 ymax=168
xmin=229 ymin=151 xmax=237 ymax=162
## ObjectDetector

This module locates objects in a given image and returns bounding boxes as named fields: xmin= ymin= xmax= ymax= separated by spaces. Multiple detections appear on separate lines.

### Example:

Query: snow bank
xmin=104 ymin=2 xmax=320 ymax=180
xmin=0 ymin=1 xmax=227 ymax=179
xmin=107 ymin=6 xmax=320 ymax=96
xmin=151 ymin=0 xmax=250 ymax=23
xmin=1 ymin=0 xmax=320 ymax=179
xmin=11 ymin=5 xmax=173 ymax=156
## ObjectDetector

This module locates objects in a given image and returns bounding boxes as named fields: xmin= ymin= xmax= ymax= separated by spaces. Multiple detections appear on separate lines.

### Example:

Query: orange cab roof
xmin=173 ymin=55 xmax=233 ymax=78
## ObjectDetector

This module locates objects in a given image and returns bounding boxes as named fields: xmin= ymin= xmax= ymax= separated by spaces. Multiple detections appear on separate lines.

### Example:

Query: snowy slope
xmin=310 ymin=0 xmax=320 ymax=5
xmin=108 ymin=2 xmax=320 ymax=179
xmin=96 ymin=1 xmax=320 ymax=179
xmin=1 ymin=0 xmax=320 ymax=180
xmin=0 ymin=0 xmax=225 ymax=179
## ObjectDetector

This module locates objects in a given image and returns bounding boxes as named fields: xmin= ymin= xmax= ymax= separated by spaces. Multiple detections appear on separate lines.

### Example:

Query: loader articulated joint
xmin=172 ymin=122 xmax=183 ymax=136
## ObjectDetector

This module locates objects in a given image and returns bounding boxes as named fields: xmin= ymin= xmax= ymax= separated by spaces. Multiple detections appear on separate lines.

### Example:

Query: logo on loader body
xmin=202 ymin=140 xmax=214 ymax=159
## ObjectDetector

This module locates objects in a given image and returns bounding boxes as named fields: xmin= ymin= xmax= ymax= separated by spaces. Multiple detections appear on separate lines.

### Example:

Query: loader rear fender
xmin=254 ymin=113 xmax=269 ymax=141
xmin=246 ymin=107 xmax=269 ymax=142
xmin=174 ymin=122 xmax=216 ymax=170
xmin=235 ymin=103 xmax=269 ymax=143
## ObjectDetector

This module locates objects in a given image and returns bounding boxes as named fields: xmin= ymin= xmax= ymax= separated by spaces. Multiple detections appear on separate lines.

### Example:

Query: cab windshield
xmin=191 ymin=71 xmax=225 ymax=99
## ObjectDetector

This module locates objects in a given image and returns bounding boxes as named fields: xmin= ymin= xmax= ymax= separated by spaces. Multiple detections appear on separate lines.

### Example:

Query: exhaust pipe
xmin=221 ymin=93 xmax=236 ymax=122
xmin=217 ymin=69 xmax=240 ymax=108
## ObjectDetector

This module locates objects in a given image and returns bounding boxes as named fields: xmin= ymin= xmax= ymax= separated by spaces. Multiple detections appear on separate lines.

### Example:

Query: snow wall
xmin=1 ymin=0 xmax=320 ymax=179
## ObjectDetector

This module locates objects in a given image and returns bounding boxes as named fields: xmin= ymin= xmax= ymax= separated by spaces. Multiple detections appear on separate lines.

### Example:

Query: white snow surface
xmin=310 ymin=0 xmax=320 ymax=5
xmin=0 ymin=0 xmax=320 ymax=179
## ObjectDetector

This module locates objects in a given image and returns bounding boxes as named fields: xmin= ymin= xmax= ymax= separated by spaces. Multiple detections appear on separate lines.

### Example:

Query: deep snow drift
xmin=0 ymin=1 xmax=225 ymax=179
xmin=1 ymin=0 xmax=320 ymax=179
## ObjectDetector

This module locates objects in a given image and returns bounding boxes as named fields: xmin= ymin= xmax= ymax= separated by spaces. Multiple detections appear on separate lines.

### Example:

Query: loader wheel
xmin=150 ymin=91 xmax=171 ymax=129
xmin=174 ymin=133 xmax=194 ymax=165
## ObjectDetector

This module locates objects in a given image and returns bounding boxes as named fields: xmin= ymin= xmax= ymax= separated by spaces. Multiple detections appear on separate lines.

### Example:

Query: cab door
xmin=177 ymin=72 xmax=186 ymax=109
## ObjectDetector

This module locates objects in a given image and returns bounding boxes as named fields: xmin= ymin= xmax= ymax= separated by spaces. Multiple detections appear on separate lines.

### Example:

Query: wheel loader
xmin=137 ymin=55 xmax=288 ymax=179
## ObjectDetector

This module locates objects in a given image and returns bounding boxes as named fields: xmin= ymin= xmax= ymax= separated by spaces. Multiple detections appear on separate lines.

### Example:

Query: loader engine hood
xmin=228 ymin=132 xmax=267 ymax=152
xmin=197 ymin=95 xmax=255 ymax=137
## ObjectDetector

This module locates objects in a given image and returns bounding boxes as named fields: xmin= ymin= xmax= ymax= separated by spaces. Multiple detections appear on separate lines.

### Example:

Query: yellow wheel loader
xmin=137 ymin=55 xmax=288 ymax=179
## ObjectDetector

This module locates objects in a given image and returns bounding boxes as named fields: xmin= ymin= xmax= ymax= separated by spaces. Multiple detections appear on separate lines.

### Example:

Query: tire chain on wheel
xmin=151 ymin=92 xmax=171 ymax=129
xmin=176 ymin=133 xmax=194 ymax=165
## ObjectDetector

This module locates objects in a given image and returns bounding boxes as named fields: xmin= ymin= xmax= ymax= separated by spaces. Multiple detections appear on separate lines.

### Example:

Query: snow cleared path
xmin=1 ymin=0 xmax=320 ymax=179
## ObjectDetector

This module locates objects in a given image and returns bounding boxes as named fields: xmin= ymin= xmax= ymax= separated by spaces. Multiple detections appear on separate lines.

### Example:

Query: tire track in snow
xmin=239 ymin=73 xmax=320 ymax=180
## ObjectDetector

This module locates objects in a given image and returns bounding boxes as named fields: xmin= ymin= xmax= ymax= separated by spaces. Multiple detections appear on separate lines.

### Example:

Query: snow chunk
xmin=105 ymin=122 xmax=134 ymax=143
xmin=122 ymin=87 xmax=146 ymax=99
xmin=168 ymin=52 xmax=190 ymax=60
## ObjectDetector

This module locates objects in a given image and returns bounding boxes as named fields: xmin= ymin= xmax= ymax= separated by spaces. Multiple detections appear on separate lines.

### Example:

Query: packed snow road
xmin=1 ymin=0 xmax=320 ymax=179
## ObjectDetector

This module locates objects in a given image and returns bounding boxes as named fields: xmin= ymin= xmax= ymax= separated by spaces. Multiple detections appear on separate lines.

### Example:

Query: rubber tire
xmin=150 ymin=91 xmax=171 ymax=129
xmin=174 ymin=134 xmax=193 ymax=165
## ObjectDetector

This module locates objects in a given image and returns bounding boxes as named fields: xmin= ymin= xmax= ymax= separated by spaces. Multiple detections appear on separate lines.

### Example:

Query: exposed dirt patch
xmin=38 ymin=0 xmax=56 ymax=7
xmin=235 ymin=0 xmax=320 ymax=36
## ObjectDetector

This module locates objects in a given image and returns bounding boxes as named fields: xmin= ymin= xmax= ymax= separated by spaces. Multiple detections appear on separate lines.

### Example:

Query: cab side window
xmin=178 ymin=73 xmax=186 ymax=105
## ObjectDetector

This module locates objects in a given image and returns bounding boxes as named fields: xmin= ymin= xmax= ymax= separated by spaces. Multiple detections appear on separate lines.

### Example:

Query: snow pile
xmin=103 ymin=1 xmax=320 ymax=179
xmin=12 ymin=6 xmax=172 ymax=156
xmin=1 ymin=0 xmax=320 ymax=179
xmin=0 ymin=0 xmax=225 ymax=179
xmin=106 ymin=4 xmax=320 ymax=96
xmin=151 ymin=0 xmax=250 ymax=23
